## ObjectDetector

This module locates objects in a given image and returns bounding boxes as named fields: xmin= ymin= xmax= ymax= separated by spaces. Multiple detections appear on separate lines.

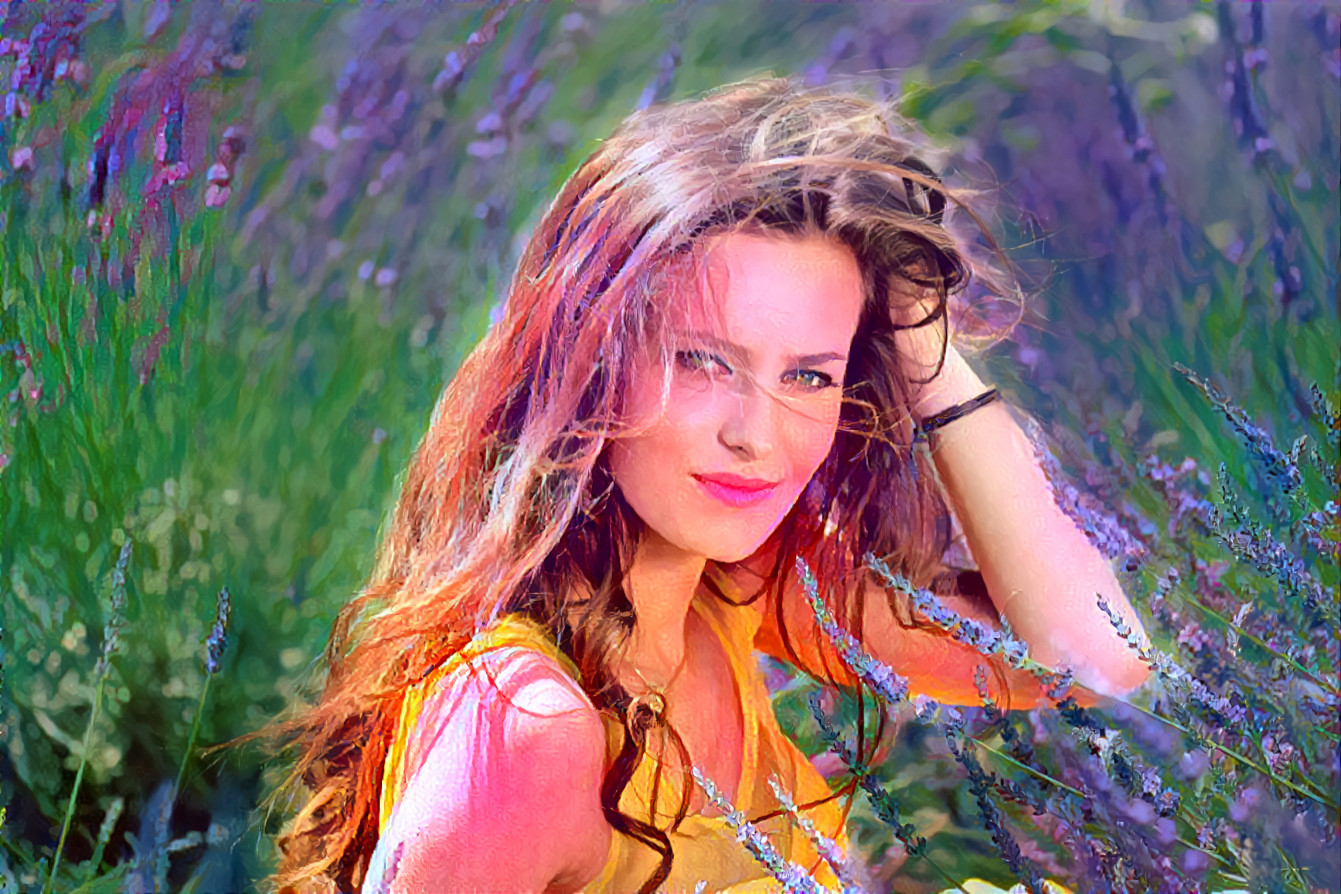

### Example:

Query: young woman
xmin=266 ymin=79 xmax=1151 ymax=893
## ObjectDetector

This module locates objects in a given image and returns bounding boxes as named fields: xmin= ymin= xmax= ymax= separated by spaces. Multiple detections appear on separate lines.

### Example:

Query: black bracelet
xmin=916 ymin=388 xmax=1001 ymax=440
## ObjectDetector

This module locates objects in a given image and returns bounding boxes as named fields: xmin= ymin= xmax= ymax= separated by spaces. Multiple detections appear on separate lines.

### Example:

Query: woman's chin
xmin=699 ymin=532 xmax=778 ymax=566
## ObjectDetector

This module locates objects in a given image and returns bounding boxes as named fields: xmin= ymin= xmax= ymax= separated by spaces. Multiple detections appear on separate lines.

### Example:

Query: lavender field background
xmin=1 ymin=2 xmax=1337 ymax=892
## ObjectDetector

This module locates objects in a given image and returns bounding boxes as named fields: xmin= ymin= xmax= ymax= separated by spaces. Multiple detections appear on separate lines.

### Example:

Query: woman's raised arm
xmin=903 ymin=345 xmax=1151 ymax=700
xmin=363 ymin=649 xmax=611 ymax=894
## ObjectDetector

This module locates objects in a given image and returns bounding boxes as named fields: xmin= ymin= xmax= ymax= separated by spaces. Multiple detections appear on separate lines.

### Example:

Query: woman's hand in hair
xmin=885 ymin=282 xmax=1151 ymax=701
xmin=887 ymin=285 xmax=983 ymax=422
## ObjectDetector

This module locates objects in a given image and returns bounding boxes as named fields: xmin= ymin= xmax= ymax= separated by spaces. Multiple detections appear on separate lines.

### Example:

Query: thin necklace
xmin=623 ymin=643 xmax=689 ymax=732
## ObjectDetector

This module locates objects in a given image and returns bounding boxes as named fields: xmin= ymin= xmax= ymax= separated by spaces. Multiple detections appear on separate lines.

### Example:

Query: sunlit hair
xmin=258 ymin=76 xmax=1023 ymax=893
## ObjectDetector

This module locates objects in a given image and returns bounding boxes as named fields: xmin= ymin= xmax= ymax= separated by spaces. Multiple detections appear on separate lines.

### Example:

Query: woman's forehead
xmin=656 ymin=230 xmax=865 ymax=350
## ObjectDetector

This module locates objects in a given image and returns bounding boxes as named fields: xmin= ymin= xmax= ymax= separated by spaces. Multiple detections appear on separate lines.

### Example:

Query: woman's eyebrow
xmin=680 ymin=330 xmax=847 ymax=366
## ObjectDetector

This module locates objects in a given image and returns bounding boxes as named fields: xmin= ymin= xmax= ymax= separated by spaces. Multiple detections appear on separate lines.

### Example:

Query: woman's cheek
xmin=792 ymin=404 xmax=841 ymax=472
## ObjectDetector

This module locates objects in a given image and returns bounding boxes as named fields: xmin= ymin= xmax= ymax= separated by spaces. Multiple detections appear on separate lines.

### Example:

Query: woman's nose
xmin=718 ymin=376 xmax=776 ymax=461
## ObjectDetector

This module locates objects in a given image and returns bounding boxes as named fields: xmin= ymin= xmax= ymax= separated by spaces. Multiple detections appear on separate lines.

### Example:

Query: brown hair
xmin=256 ymin=77 xmax=1021 ymax=893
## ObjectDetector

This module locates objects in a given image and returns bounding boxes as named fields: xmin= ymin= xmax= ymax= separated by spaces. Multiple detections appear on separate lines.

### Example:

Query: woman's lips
xmin=693 ymin=474 xmax=778 ymax=507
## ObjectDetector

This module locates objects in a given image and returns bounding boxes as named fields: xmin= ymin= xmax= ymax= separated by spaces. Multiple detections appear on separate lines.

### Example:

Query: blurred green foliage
xmin=1 ymin=2 xmax=1336 ymax=891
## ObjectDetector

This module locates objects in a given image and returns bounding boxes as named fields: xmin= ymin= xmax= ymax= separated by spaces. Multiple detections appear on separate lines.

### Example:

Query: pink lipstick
xmin=693 ymin=473 xmax=778 ymax=508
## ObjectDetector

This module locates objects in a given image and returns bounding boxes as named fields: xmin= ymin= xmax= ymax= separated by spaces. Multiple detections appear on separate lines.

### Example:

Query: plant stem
xmin=917 ymin=850 xmax=971 ymax=894
xmin=1120 ymin=700 xmax=1337 ymax=810
xmin=1 ymin=830 xmax=41 ymax=871
xmin=43 ymin=673 xmax=107 ymax=894
xmin=173 ymin=675 xmax=213 ymax=802
xmin=1185 ymin=596 xmax=1337 ymax=693
xmin=1170 ymin=811 xmax=1237 ymax=870
xmin=1174 ymin=832 xmax=1235 ymax=869
xmin=848 ymin=760 xmax=967 ymax=893
xmin=974 ymin=739 xmax=1086 ymax=798
xmin=1275 ymin=841 xmax=1312 ymax=894
xmin=977 ymin=732 xmax=1249 ymax=875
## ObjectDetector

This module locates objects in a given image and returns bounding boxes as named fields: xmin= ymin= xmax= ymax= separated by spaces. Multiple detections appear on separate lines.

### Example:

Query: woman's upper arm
xmin=365 ymin=650 xmax=611 ymax=894
xmin=736 ymin=560 xmax=1081 ymax=710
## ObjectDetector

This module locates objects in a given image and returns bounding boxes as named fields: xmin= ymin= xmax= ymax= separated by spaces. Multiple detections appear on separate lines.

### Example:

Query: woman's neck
xmin=623 ymin=532 xmax=706 ymax=687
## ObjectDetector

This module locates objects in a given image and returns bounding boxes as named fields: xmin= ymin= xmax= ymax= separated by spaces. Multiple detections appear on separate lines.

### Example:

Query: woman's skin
xmin=607 ymin=230 xmax=865 ymax=694
xmin=373 ymin=229 xmax=1150 ymax=892
xmin=882 ymin=282 xmax=1151 ymax=700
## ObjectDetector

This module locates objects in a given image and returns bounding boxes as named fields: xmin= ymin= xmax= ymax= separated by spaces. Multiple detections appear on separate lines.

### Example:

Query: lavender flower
xmin=974 ymin=668 xmax=1039 ymax=774
xmin=972 ymin=668 xmax=1052 ymax=817
xmin=0 ymin=2 xmax=88 ymax=106
xmin=1038 ymin=668 xmax=1076 ymax=703
xmin=1107 ymin=59 xmax=1170 ymax=225
xmin=1294 ymin=500 xmax=1339 ymax=562
xmin=172 ymin=585 xmax=234 ymax=817
xmin=205 ymin=586 xmax=231 ymax=675
xmin=1307 ymin=383 xmax=1339 ymax=455
xmin=152 ymin=778 xmax=175 ymax=892
xmin=1025 ymin=418 xmax=1148 ymax=561
xmin=1218 ymin=4 xmax=1274 ymax=157
xmin=636 ymin=44 xmax=681 ymax=111
xmin=88 ymin=796 xmax=124 ymax=876
xmin=95 ymin=540 xmax=133 ymax=678
xmin=865 ymin=553 xmax=1031 ymax=669
xmin=1141 ymin=455 xmax=1214 ymax=537
xmin=1095 ymin=597 xmax=1148 ymax=657
xmin=432 ymin=1 xmax=520 ymax=95
xmin=767 ymin=777 xmax=865 ymax=894
xmin=796 ymin=557 xmax=909 ymax=704
xmin=1210 ymin=464 xmax=1331 ymax=630
xmin=942 ymin=720 xmax=1049 ymax=894
xmin=1175 ymin=363 xmax=1305 ymax=493
xmin=1098 ymin=594 xmax=1247 ymax=728
xmin=692 ymin=767 xmax=832 ymax=894
xmin=1056 ymin=694 xmax=1182 ymax=819
xmin=43 ymin=538 xmax=135 ymax=893
xmin=807 ymin=692 xmax=927 ymax=857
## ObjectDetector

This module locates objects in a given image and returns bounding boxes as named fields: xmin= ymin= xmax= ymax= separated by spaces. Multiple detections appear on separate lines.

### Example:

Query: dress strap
xmin=699 ymin=564 xmax=854 ymax=881
xmin=378 ymin=614 xmax=579 ymax=835
xmin=690 ymin=572 xmax=764 ymax=816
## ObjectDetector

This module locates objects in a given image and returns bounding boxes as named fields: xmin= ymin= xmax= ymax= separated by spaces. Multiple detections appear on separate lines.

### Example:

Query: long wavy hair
xmin=257 ymin=77 xmax=1023 ymax=893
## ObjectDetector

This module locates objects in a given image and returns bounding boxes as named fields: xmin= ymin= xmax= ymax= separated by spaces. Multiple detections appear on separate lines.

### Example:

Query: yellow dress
xmin=378 ymin=580 xmax=850 ymax=893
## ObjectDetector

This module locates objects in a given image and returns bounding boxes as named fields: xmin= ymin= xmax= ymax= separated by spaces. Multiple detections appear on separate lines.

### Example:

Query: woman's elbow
xmin=1065 ymin=648 xmax=1152 ymax=703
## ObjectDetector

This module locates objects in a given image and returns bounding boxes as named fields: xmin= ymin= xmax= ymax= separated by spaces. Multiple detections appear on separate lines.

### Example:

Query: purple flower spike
xmin=692 ymin=767 xmax=833 ymax=894
xmin=205 ymin=586 xmax=231 ymax=675
xmin=1175 ymin=363 xmax=1304 ymax=493
xmin=865 ymin=553 xmax=1032 ymax=670
xmin=95 ymin=540 xmax=133 ymax=678
xmin=796 ymin=557 xmax=909 ymax=705
xmin=767 ymin=776 xmax=865 ymax=894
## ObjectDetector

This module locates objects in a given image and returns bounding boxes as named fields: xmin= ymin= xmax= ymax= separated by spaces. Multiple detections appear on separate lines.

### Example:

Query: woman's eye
xmin=788 ymin=368 xmax=837 ymax=391
xmin=674 ymin=351 xmax=836 ymax=392
xmin=675 ymin=350 xmax=730 ymax=375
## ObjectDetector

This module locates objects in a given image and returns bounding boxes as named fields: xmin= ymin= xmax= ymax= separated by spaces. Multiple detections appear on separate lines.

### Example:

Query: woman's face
xmin=608 ymin=231 xmax=865 ymax=564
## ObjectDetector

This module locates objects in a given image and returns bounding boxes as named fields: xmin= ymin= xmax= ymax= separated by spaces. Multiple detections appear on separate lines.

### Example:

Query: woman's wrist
xmin=905 ymin=345 xmax=989 ymax=422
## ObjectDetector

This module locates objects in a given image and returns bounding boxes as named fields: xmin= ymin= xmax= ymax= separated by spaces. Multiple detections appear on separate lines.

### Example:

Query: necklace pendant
xmin=627 ymin=690 xmax=668 ymax=731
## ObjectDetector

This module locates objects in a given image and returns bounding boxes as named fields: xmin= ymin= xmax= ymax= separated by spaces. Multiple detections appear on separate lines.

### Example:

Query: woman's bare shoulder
xmin=460 ymin=638 xmax=597 ymax=718
xmin=371 ymin=643 xmax=610 ymax=892
xmin=404 ymin=629 xmax=601 ymax=753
